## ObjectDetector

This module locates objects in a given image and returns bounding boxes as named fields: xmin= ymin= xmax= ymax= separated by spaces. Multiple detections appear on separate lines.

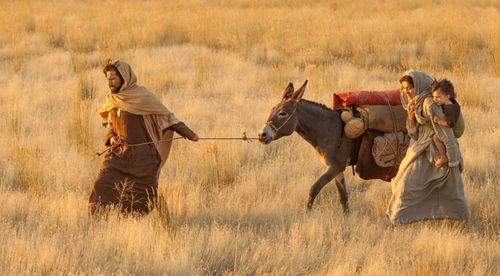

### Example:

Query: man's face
xmin=432 ymin=89 xmax=450 ymax=106
xmin=401 ymin=81 xmax=414 ymax=99
xmin=106 ymin=70 xmax=123 ymax=93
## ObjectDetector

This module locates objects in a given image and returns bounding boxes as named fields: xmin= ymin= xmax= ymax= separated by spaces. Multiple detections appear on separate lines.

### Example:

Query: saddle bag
xmin=372 ymin=132 xmax=409 ymax=168
xmin=334 ymin=89 xmax=409 ymax=182
xmin=354 ymin=129 xmax=401 ymax=182
xmin=355 ymin=105 xmax=407 ymax=134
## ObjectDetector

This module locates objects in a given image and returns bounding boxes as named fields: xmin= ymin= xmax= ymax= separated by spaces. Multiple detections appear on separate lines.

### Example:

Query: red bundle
xmin=332 ymin=89 xmax=401 ymax=109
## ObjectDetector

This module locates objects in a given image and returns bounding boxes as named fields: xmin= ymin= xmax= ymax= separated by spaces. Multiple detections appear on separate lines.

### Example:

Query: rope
xmin=96 ymin=132 xmax=259 ymax=156
xmin=383 ymin=92 xmax=401 ymax=177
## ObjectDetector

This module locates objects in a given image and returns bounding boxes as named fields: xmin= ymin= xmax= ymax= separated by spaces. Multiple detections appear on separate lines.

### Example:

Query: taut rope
xmin=96 ymin=132 xmax=259 ymax=156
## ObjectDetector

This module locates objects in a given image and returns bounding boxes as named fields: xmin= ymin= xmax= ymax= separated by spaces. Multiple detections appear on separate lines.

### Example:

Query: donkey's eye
xmin=278 ymin=111 xmax=288 ymax=117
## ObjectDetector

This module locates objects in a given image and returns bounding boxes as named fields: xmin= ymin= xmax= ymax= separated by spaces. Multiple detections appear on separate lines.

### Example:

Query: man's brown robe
xmin=89 ymin=59 xmax=196 ymax=215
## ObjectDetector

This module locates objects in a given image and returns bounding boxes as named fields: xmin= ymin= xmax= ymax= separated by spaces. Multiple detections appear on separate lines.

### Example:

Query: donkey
xmin=258 ymin=80 xmax=353 ymax=212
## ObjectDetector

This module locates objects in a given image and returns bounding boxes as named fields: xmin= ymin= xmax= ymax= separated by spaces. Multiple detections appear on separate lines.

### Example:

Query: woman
xmin=386 ymin=69 xmax=469 ymax=224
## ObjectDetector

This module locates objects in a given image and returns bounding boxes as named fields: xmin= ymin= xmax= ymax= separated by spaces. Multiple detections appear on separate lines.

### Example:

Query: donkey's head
xmin=258 ymin=80 xmax=308 ymax=144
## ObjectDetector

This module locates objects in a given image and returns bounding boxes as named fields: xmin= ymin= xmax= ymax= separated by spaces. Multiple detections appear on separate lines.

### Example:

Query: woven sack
xmin=372 ymin=132 xmax=410 ymax=168
xmin=356 ymin=105 xmax=407 ymax=133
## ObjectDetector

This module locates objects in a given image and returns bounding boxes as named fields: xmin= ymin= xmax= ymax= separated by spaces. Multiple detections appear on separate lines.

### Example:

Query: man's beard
xmin=109 ymin=84 xmax=122 ymax=93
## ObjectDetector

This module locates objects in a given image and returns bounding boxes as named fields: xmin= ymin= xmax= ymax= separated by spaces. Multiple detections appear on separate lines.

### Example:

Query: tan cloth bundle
xmin=372 ymin=132 xmax=410 ymax=168
xmin=356 ymin=105 xmax=407 ymax=133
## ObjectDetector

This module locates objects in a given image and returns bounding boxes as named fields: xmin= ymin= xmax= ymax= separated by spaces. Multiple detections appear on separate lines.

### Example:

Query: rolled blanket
xmin=356 ymin=105 xmax=407 ymax=133
xmin=332 ymin=89 xmax=401 ymax=109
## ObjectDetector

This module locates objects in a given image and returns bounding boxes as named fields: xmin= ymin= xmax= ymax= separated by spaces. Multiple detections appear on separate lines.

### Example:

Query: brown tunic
xmin=89 ymin=109 xmax=196 ymax=215
xmin=89 ymin=110 xmax=160 ymax=214
xmin=442 ymin=99 xmax=461 ymax=128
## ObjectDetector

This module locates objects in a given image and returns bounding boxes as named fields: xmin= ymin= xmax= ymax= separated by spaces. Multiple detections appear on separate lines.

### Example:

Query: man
xmin=89 ymin=59 xmax=198 ymax=215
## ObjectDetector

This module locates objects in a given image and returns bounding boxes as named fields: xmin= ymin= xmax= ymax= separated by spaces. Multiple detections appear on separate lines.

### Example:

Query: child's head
xmin=432 ymin=79 xmax=455 ymax=106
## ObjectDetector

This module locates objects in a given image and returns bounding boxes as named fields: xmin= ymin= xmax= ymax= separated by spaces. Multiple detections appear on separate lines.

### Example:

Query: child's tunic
xmin=442 ymin=99 xmax=461 ymax=128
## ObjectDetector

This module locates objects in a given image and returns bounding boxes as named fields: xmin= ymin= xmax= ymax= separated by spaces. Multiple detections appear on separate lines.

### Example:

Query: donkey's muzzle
xmin=258 ymin=125 xmax=273 ymax=144
xmin=258 ymin=131 xmax=267 ymax=143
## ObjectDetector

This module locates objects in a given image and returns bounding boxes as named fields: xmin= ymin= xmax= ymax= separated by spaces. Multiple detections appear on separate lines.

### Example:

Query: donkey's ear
xmin=282 ymin=83 xmax=294 ymax=100
xmin=291 ymin=80 xmax=308 ymax=102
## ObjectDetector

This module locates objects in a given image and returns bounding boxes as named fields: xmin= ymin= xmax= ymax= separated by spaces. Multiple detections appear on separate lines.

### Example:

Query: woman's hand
xmin=407 ymin=101 xmax=416 ymax=118
xmin=406 ymin=101 xmax=416 ymax=128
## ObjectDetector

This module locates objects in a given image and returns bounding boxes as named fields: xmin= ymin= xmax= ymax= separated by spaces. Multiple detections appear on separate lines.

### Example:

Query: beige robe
xmin=386 ymin=97 xmax=469 ymax=224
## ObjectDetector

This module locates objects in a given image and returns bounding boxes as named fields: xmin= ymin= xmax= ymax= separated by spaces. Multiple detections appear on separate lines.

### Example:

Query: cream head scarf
xmin=99 ymin=59 xmax=172 ymax=121
xmin=399 ymin=69 xmax=434 ymax=124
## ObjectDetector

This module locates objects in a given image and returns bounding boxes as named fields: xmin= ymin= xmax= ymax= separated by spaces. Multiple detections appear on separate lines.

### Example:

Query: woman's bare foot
xmin=435 ymin=157 xmax=448 ymax=168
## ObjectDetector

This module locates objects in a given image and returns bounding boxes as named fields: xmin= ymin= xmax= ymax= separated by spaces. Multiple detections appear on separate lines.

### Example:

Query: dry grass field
xmin=1 ymin=0 xmax=499 ymax=274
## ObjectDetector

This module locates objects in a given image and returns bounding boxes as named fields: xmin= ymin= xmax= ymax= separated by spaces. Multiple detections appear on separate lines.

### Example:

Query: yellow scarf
xmin=99 ymin=59 xmax=172 ymax=121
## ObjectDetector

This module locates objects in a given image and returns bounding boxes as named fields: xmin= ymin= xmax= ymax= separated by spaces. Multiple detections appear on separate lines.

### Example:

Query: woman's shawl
xmin=400 ymin=69 xmax=434 ymax=126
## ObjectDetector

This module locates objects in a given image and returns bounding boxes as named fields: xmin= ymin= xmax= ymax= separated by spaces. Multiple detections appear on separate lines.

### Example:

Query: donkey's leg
xmin=334 ymin=173 xmax=349 ymax=213
xmin=307 ymin=166 xmax=342 ymax=210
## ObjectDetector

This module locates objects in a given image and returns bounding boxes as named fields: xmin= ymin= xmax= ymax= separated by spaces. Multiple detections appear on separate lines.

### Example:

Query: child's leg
xmin=433 ymin=133 xmax=448 ymax=167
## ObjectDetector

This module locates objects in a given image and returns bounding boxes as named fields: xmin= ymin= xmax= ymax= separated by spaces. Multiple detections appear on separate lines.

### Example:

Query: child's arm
xmin=433 ymin=116 xmax=449 ymax=127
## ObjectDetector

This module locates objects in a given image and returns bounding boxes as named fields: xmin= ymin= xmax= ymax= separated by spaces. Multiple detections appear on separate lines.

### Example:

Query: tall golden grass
xmin=0 ymin=0 xmax=498 ymax=274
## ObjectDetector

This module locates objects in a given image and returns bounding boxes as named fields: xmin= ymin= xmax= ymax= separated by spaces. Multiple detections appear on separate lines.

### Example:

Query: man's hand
xmin=110 ymin=136 xmax=121 ymax=146
xmin=191 ymin=134 xmax=199 ymax=142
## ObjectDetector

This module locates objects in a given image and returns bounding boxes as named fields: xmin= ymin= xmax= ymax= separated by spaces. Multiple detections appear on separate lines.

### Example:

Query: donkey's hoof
xmin=342 ymin=206 xmax=350 ymax=215
xmin=341 ymin=200 xmax=350 ymax=214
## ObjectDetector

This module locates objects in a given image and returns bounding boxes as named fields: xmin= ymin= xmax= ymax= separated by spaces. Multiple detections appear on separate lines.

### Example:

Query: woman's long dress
xmin=386 ymin=97 xmax=469 ymax=224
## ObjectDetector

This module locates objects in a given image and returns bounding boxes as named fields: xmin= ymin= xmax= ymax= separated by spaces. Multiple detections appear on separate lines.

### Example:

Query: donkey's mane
xmin=300 ymin=99 xmax=335 ymax=112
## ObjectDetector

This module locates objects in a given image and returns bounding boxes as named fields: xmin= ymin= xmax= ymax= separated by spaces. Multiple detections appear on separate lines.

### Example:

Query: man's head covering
xmin=400 ymin=69 xmax=434 ymax=124
xmin=99 ymin=59 xmax=172 ymax=121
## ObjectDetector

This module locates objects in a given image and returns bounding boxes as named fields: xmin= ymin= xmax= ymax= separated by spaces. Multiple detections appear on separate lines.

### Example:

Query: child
xmin=431 ymin=79 xmax=461 ymax=167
